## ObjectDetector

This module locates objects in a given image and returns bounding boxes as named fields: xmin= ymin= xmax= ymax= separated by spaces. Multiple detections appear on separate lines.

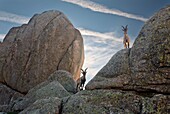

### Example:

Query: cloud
xmin=62 ymin=0 xmax=148 ymax=22
xmin=0 ymin=11 xmax=29 ymax=24
xmin=78 ymin=28 xmax=122 ymax=42
xmin=0 ymin=34 xmax=6 ymax=42
xmin=78 ymin=28 xmax=127 ymax=83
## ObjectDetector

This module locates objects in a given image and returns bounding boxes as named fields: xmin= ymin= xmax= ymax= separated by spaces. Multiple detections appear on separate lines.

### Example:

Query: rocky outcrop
xmin=86 ymin=6 xmax=170 ymax=94
xmin=35 ymin=6 xmax=170 ymax=114
xmin=0 ymin=10 xmax=84 ymax=93
xmin=62 ymin=90 xmax=169 ymax=114
xmin=48 ymin=70 xmax=77 ymax=94
xmin=12 ymin=70 xmax=75 ymax=111
xmin=20 ymin=97 xmax=61 ymax=114
xmin=1 ymin=6 xmax=170 ymax=114
xmin=62 ymin=6 xmax=170 ymax=114
xmin=85 ymin=49 xmax=131 ymax=90
xmin=0 ymin=84 xmax=23 ymax=112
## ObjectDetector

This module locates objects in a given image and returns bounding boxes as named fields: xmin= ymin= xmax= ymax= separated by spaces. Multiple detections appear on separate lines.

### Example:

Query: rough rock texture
xmin=0 ymin=83 xmax=23 ymax=112
xmin=12 ymin=70 xmax=73 ymax=111
xmin=48 ymin=70 xmax=77 ymax=94
xmin=129 ymin=6 xmax=170 ymax=93
xmin=85 ymin=49 xmax=131 ymax=90
xmin=20 ymin=97 xmax=61 ymax=114
xmin=0 ymin=10 xmax=84 ymax=93
xmin=86 ymin=6 xmax=170 ymax=94
xmin=62 ymin=90 xmax=169 ymax=114
xmin=1 ymin=6 xmax=170 ymax=114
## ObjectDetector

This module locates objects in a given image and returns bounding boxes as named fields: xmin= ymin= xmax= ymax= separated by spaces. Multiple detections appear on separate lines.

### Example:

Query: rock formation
xmin=20 ymin=97 xmax=61 ymax=114
xmin=64 ymin=6 xmax=170 ymax=114
xmin=0 ymin=10 xmax=84 ymax=93
xmin=12 ymin=70 xmax=75 ymax=112
xmin=0 ymin=6 xmax=170 ymax=114
xmin=62 ymin=90 xmax=169 ymax=114
xmin=86 ymin=6 xmax=170 ymax=94
xmin=0 ymin=84 xmax=23 ymax=112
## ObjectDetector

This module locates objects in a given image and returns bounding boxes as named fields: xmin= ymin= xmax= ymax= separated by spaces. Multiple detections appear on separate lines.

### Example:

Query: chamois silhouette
xmin=122 ymin=25 xmax=130 ymax=48
xmin=76 ymin=68 xmax=88 ymax=91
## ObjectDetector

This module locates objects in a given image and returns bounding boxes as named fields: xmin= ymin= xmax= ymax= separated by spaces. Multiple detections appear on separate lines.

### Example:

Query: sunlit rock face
xmin=0 ymin=10 xmax=84 ymax=93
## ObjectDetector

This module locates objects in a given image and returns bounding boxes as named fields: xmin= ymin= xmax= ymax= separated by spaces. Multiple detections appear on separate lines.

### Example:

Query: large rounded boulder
xmin=0 ymin=10 xmax=84 ymax=93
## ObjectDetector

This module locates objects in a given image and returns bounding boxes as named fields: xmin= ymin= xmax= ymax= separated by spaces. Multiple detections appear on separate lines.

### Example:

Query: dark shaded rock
xmin=12 ymin=71 xmax=73 ymax=111
xmin=62 ymin=90 xmax=169 ymax=114
xmin=0 ymin=83 xmax=23 ymax=112
xmin=19 ymin=97 xmax=61 ymax=114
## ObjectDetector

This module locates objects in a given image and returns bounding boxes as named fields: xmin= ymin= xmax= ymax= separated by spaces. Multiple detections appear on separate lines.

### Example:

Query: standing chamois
xmin=122 ymin=25 xmax=130 ymax=48
xmin=76 ymin=68 xmax=88 ymax=91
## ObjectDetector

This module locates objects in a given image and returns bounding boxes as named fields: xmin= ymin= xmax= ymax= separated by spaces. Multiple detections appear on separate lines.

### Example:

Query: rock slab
xmin=62 ymin=90 xmax=170 ymax=114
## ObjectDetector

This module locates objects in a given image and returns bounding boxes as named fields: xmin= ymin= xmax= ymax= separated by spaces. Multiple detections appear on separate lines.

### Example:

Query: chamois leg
xmin=127 ymin=42 xmax=129 ymax=48
xmin=79 ymin=81 xmax=85 ymax=91
xmin=80 ymin=87 xmax=83 ymax=91
xmin=124 ymin=43 xmax=127 ymax=49
xmin=79 ymin=83 xmax=83 ymax=91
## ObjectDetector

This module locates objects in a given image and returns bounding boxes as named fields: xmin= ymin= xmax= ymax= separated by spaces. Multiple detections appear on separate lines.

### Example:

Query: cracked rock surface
xmin=0 ymin=10 xmax=84 ymax=93
xmin=57 ymin=6 xmax=170 ymax=114
xmin=1 ymin=6 xmax=170 ymax=114
xmin=86 ymin=6 xmax=170 ymax=94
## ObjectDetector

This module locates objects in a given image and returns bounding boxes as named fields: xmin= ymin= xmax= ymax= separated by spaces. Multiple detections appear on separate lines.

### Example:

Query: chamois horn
xmin=122 ymin=26 xmax=125 ymax=31
xmin=85 ymin=68 xmax=88 ymax=72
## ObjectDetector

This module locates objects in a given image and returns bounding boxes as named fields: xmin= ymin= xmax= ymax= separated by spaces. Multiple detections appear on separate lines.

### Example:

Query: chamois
xmin=76 ymin=68 xmax=88 ymax=91
xmin=122 ymin=25 xmax=130 ymax=48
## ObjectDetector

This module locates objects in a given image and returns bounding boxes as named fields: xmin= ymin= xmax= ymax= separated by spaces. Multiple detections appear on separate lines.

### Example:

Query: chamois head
xmin=81 ymin=68 xmax=88 ymax=76
xmin=122 ymin=25 xmax=128 ymax=34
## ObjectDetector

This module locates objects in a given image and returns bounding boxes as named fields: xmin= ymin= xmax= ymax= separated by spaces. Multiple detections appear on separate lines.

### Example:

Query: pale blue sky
xmin=0 ymin=0 xmax=170 ymax=83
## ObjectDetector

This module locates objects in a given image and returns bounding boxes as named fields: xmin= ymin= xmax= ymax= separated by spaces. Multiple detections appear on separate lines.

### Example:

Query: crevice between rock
xmin=91 ymin=87 xmax=170 ymax=97
xmin=57 ymin=29 xmax=78 ymax=70
xmin=59 ymin=96 xmax=71 ymax=114
xmin=1 ymin=82 xmax=26 ymax=95
xmin=20 ymin=12 xmax=63 ymax=77
xmin=20 ymin=51 xmax=32 ymax=77
xmin=35 ymin=12 xmax=62 ymax=39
